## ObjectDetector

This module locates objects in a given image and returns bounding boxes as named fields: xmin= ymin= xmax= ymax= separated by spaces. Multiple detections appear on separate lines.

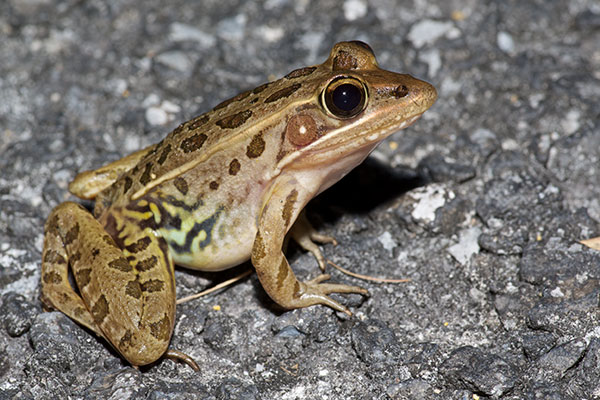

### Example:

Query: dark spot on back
xmin=187 ymin=115 xmax=210 ymax=130
xmin=216 ymin=109 xmax=253 ymax=129
xmin=180 ymin=133 xmax=208 ymax=153
xmin=213 ymin=90 xmax=252 ymax=111
xmin=123 ymin=176 xmax=133 ymax=194
xmin=157 ymin=144 xmax=172 ymax=165
xmin=45 ymin=215 xmax=60 ymax=237
xmin=140 ymin=163 xmax=154 ymax=185
xmin=173 ymin=177 xmax=189 ymax=195
xmin=252 ymin=82 xmax=271 ymax=94
xmin=264 ymin=83 xmax=302 ymax=103
xmin=209 ymin=181 xmax=219 ymax=190
xmin=228 ymin=159 xmax=241 ymax=175
xmin=144 ymin=143 xmax=159 ymax=159
xmin=285 ymin=66 xmax=317 ymax=79
xmin=171 ymin=124 xmax=185 ymax=137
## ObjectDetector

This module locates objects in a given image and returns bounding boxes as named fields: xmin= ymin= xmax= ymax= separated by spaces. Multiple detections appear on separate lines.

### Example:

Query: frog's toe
xmin=309 ymin=231 xmax=337 ymax=246
xmin=300 ymin=275 xmax=368 ymax=315
xmin=164 ymin=349 xmax=200 ymax=371
xmin=306 ymin=274 xmax=368 ymax=294
xmin=295 ymin=236 xmax=328 ymax=271
xmin=289 ymin=211 xmax=337 ymax=271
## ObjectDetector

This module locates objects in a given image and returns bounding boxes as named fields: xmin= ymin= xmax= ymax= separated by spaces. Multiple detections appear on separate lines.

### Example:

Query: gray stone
xmin=386 ymin=379 xmax=434 ymax=399
xmin=522 ymin=332 xmax=557 ymax=360
xmin=1 ymin=0 xmax=599 ymax=397
xmin=440 ymin=346 xmax=517 ymax=397
xmin=351 ymin=319 xmax=401 ymax=369
xmin=537 ymin=338 xmax=587 ymax=375
xmin=215 ymin=378 xmax=260 ymax=400
xmin=1 ymin=292 xmax=37 ymax=337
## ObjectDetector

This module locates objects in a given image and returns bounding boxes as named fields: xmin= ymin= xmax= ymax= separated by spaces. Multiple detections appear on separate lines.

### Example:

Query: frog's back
xmin=114 ymin=70 xmax=327 ymax=201
xmin=98 ymin=42 xmax=391 ymax=207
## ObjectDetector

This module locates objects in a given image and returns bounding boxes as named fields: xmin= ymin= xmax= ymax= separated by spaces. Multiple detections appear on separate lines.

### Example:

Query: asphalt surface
xmin=1 ymin=0 xmax=599 ymax=399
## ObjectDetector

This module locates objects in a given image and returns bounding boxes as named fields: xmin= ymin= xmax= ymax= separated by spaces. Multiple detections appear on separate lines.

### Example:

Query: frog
xmin=40 ymin=41 xmax=437 ymax=368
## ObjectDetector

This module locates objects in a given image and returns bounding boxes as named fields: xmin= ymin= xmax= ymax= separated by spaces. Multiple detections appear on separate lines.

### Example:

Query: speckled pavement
xmin=1 ymin=1 xmax=599 ymax=398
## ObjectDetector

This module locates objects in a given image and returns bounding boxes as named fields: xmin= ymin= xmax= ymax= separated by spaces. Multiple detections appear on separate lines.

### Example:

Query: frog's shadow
xmin=308 ymin=156 xmax=425 ymax=216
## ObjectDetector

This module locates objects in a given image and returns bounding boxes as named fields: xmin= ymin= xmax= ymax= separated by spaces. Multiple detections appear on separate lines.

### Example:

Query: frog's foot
xmin=290 ymin=211 xmax=338 ymax=272
xmin=164 ymin=349 xmax=200 ymax=371
xmin=296 ymin=274 xmax=369 ymax=315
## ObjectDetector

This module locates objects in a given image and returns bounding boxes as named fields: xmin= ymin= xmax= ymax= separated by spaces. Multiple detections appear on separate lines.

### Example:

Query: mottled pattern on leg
xmin=41 ymin=201 xmax=177 ymax=366
xmin=251 ymin=181 xmax=367 ymax=315
xmin=41 ymin=202 xmax=103 ymax=336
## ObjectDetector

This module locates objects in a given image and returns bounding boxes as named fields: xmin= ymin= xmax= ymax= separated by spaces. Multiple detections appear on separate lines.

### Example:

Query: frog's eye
xmin=322 ymin=76 xmax=368 ymax=119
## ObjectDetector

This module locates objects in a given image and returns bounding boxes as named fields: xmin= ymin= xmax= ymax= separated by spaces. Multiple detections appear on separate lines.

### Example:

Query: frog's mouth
xmin=302 ymin=109 xmax=428 ymax=167
xmin=275 ymin=75 xmax=436 ymax=175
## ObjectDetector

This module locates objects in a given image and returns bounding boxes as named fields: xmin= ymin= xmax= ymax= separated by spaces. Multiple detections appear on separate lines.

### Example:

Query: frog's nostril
xmin=393 ymin=85 xmax=409 ymax=98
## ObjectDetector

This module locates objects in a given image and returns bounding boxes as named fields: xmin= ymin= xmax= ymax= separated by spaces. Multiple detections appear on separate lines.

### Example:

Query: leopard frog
xmin=41 ymin=41 xmax=437 ymax=368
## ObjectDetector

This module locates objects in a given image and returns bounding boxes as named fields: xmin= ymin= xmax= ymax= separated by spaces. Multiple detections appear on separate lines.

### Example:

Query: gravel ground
xmin=1 ymin=0 xmax=600 ymax=399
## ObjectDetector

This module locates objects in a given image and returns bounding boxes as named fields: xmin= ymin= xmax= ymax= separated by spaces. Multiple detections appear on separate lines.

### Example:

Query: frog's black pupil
xmin=332 ymin=83 xmax=362 ymax=112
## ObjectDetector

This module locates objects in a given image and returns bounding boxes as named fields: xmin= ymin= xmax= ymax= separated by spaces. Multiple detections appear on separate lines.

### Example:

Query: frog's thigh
xmin=251 ymin=183 xmax=367 ymax=314
xmin=41 ymin=201 xmax=176 ymax=366
xmin=41 ymin=207 xmax=102 ymax=336
xmin=69 ymin=144 xmax=156 ymax=199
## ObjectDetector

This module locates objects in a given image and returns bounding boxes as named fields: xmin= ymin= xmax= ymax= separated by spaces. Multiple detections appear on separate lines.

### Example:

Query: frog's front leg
xmin=251 ymin=179 xmax=368 ymax=315
xmin=41 ymin=201 xmax=176 ymax=367
xmin=289 ymin=210 xmax=338 ymax=272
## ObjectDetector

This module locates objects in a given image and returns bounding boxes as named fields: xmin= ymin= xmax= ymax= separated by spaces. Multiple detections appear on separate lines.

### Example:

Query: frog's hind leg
xmin=41 ymin=201 xmax=177 ymax=367
xmin=41 ymin=206 xmax=103 ymax=336
xmin=68 ymin=144 xmax=156 ymax=200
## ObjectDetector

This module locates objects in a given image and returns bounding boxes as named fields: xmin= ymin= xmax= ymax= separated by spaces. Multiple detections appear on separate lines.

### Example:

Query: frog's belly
xmin=161 ymin=211 xmax=257 ymax=272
